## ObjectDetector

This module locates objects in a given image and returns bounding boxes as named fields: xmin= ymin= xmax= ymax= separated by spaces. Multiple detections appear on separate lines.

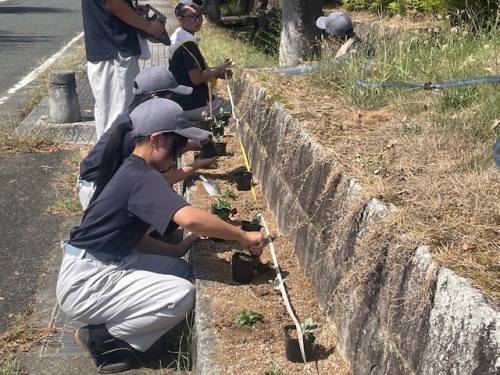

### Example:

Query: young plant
xmin=222 ymin=186 xmax=236 ymax=199
xmin=242 ymin=198 xmax=255 ymax=212
xmin=251 ymin=213 xmax=262 ymax=225
xmin=213 ymin=118 xmax=224 ymax=128
xmin=268 ymin=276 xmax=285 ymax=292
xmin=213 ymin=197 xmax=231 ymax=210
xmin=262 ymin=362 xmax=286 ymax=375
xmin=301 ymin=317 xmax=318 ymax=339
xmin=234 ymin=309 xmax=263 ymax=326
xmin=200 ymin=110 xmax=212 ymax=121
xmin=213 ymin=133 xmax=224 ymax=143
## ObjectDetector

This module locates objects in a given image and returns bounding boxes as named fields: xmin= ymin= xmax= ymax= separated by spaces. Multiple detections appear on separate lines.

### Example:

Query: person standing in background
xmin=81 ymin=0 xmax=165 ymax=139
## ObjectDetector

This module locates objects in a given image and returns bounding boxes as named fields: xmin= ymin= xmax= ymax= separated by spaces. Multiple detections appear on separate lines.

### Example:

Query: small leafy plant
xmin=234 ymin=309 xmax=263 ymax=326
xmin=213 ymin=133 xmax=224 ymax=143
xmin=301 ymin=317 xmax=318 ymax=339
xmin=242 ymin=198 xmax=255 ymax=212
xmin=251 ymin=213 xmax=262 ymax=225
xmin=213 ymin=118 xmax=224 ymax=128
xmin=222 ymin=186 xmax=235 ymax=199
xmin=214 ymin=197 xmax=231 ymax=210
xmin=262 ymin=362 xmax=286 ymax=375
xmin=268 ymin=276 xmax=285 ymax=292
xmin=200 ymin=111 xmax=212 ymax=122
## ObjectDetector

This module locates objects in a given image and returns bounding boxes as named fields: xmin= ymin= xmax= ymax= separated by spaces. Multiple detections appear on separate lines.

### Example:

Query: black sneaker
xmin=75 ymin=324 xmax=132 ymax=373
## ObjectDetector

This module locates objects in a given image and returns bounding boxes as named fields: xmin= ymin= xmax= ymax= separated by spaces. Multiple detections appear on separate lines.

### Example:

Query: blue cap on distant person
xmin=316 ymin=11 xmax=353 ymax=39
xmin=179 ymin=0 xmax=202 ymax=9
xmin=133 ymin=66 xmax=193 ymax=96
xmin=130 ymin=98 xmax=209 ymax=140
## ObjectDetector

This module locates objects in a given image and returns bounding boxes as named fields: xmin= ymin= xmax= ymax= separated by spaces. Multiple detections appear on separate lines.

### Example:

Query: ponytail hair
xmin=90 ymin=120 xmax=134 ymax=204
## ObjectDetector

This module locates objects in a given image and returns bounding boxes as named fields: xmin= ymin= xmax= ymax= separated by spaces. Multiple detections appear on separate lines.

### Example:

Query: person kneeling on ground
xmin=168 ymin=1 xmax=233 ymax=121
xmin=316 ymin=11 xmax=375 ymax=62
xmin=57 ymin=99 xmax=264 ymax=373
xmin=77 ymin=65 xmax=217 ymax=210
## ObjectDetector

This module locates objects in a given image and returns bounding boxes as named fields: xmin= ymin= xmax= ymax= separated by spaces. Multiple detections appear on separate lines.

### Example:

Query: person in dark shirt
xmin=168 ymin=1 xmax=233 ymax=120
xmin=316 ymin=11 xmax=375 ymax=62
xmin=57 ymin=99 xmax=264 ymax=373
xmin=82 ymin=0 xmax=165 ymax=139
xmin=77 ymin=65 xmax=217 ymax=210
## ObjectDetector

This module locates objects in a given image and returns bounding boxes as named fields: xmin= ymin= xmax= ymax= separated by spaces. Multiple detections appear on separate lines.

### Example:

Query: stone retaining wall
xmin=234 ymin=71 xmax=500 ymax=375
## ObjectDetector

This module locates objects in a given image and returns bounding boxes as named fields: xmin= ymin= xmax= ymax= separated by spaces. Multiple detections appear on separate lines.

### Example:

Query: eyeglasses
xmin=182 ymin=14 xmax=203 ymax=22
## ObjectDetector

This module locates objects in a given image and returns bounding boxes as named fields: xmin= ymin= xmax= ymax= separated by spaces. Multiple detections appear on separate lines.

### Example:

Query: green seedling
xmin=213 ymin=197 xmax=231 ymax=210
xmin=242 ymin=198 xmax=255 ymax=212
xmin=268 ymin=276 xmax=285 ymax=292
xmin=301 ymin=317 xmax=318 ymax=339
xmin=213 ymin=133 xmax=224 ymax=143
xmin=234 ymin=309 xmax=263 ymax=326
xmin=262 ymin=362 xmax=286 ymax=375
xmin=222 ymin=186 xmax=236 ymax=199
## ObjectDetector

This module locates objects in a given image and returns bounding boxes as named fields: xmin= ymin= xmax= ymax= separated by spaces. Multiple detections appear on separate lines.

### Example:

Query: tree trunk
xmin=204 ymin=0 xmax=221 ymax=24
xmin=279 ymin=0 xmax=322 ymax=67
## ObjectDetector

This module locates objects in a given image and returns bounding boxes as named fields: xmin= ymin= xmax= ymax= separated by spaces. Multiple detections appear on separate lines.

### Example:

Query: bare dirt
xmin=185 ymin=122 xmax=351 ymax=374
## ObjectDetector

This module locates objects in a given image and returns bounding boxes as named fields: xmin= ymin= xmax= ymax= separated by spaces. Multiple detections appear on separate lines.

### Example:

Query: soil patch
xmin=185 ymin=123 xmax=351 ymax=374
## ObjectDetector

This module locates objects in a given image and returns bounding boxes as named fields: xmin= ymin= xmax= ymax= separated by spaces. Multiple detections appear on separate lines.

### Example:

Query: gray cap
xmin=179 ymin=0 xmax=202 ymax=9
xmin=130 ymin=98 xmax=209 ymax=140
xmin=493 ymin=139 xmax=500 ymax=167
xmin=133 ymin=66 xmax=193 ymax=96
xmin=316 ymin=11 xmax=353 ymax=39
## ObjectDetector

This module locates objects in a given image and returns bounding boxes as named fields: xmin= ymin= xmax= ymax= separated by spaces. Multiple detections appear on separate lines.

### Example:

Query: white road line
xmin=0 ymin=32 xmax=84 ymax=107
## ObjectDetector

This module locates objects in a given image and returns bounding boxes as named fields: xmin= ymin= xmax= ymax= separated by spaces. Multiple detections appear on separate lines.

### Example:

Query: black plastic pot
xmin=200 ymin=138 xmax=219 ymax=158
xmin=283 ymin=325 xmax=315 ymax=363
xmin=199 ymin=119 xmax=213 ymax=131
xmin=212 ymin=125 xmax=224 ymax=137
xmin=214 ymin=142 xmax=227 ymax=156
xmin=231 ymin=252 xmax=255 ymax=283
xmin=240 ymin=220 xmax=262 ymax=232
xmin=211 ymin=205 xmax=230 ymax=221
xmin=233 ymin=171 xmax=252 ymax=191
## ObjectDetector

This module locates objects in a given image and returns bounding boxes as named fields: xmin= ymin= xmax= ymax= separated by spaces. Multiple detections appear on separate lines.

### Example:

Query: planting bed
xmin=183 ymin=122 xmax=351 ymax=374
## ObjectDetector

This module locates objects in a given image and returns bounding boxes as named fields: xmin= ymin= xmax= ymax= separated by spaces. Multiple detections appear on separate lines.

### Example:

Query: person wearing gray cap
xmin=77 ymin=66 xmax=217 ymax=210
xmin=56 ymin=99 xmax=264 ymax=373
xmin=316 ymin=11 xmax=374 ymax=62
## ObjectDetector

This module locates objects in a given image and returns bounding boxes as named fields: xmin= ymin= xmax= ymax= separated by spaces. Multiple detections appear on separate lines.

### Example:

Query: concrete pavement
xmin=1 ymin=1 xmax=193 ymax=373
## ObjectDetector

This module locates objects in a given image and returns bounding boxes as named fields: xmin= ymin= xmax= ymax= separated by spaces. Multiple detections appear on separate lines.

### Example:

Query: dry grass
xmin=249 ymin=19 xmax=500 ymax=303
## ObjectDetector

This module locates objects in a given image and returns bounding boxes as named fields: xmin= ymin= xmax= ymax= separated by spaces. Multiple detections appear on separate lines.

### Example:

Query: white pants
xmin=56 ymin=245 xmax=195 ymax=352
xmin=183 ymin=95 xmax=232 ymax=121
xmin=87 ymin=54 xmax=140 ymax=140
xmin=77 ymin=177 xmax=96 ymax=210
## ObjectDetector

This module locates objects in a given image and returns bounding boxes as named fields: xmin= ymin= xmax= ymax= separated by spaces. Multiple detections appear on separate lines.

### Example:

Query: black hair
xmin=128 ymin=94 xmax=150 ymax=112
xmin=175 ymin=3 xmax=190 ymax=17
xmin=90 ymin=120 xmax=133 ymax=204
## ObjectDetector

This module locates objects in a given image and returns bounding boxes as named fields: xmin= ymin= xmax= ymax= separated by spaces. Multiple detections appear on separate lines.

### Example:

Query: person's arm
xmin=164 ymin=156 xmax=218 ymax=185
xmin=135 ymin=233 xmax=200 ymax=257
xmin=173 ymin=205 xmax=264 ymax=256
xmin=188 ymin=59 xmax=233 ymax=86
xmin=104 ymin=0 xmax=165 ymax=37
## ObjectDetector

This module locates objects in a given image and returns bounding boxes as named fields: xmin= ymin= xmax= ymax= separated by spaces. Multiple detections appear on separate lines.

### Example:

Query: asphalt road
xmin=0 ymin=150 xmax=78 ymax=332
xmin=0 ymin=0 xmax=83 ymax=107
xmin=0 ymin=0 xmax=83 ymax=333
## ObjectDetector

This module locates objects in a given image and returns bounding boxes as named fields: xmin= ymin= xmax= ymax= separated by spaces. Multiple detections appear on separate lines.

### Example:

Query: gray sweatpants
xmin=56 ymin=245 xmax=195 ymax=352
